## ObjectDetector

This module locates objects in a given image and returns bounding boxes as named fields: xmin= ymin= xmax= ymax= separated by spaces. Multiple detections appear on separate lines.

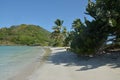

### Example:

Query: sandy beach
xmin=10 ymin=47 xmax=120 ymax=80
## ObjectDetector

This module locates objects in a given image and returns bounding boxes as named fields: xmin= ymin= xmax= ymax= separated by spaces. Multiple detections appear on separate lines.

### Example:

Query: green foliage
xmin=63 ymin=31 xmax=74 ymax=47
xmin=70 ymin=0 xmax=120 ymax=56
xmin=51 ymin=19 xmax=68 ymax=47
xmin=0 ymin=24 xmax=51 ymax=46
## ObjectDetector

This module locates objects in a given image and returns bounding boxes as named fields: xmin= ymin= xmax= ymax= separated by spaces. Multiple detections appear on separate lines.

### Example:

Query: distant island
xmin=0 ymin=24 xmax=51 ymax=46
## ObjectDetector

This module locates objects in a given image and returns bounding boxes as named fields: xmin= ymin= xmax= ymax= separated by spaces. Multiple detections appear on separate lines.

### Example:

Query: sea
xmin=0 ymin=46 xmax=45 ymax=80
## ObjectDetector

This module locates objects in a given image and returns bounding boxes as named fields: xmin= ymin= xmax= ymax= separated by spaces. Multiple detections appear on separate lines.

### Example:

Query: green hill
xmin=0 ymin=24 xmax=51 ymax=46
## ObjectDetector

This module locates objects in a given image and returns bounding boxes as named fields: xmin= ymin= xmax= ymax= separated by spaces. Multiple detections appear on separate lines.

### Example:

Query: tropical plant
xmin=51 ymin=19 xmax=68 ymax=46
xmin=70 ymin=0 xmax=120 ymax=56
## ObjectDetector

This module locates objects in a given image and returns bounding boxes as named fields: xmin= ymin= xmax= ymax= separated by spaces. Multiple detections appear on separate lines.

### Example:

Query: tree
xmin=70 ymin=0 xmax=120 ymax=56
xmin=86 ymin=0 xmax=120 ymax=49
xmin=72 ymin=19 xmax=85 ymax=36
xmin=0 ymin=24 xmax=51 ymax=46
xmin=51 ymin=19 xmax=67 ymax=46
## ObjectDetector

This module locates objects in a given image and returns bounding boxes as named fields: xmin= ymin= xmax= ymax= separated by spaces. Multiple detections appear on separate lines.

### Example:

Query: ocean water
xmin=0 ymin=46 xmax=45 ymax=80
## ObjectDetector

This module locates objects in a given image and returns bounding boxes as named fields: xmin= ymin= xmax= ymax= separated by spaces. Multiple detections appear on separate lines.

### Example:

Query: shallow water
xmin=0 ymin=46 xmax=44 ymax=80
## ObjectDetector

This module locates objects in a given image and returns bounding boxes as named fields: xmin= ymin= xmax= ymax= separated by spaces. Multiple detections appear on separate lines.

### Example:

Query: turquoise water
xmin=0 ymin=46 xmax=45 ymax=80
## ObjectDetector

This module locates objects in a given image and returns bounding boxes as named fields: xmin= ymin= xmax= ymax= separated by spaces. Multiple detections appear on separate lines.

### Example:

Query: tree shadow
xmin=47 ymin=51 xmax=120 ymax=71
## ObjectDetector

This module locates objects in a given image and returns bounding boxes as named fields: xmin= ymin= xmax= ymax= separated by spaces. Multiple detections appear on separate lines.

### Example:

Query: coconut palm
xmin=51 ymin=19 xmax=65 ymax=46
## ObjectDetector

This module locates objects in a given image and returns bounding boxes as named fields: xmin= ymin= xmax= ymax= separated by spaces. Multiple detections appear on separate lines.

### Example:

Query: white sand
xmin=10 ymin=47 xmax=120 ymax=80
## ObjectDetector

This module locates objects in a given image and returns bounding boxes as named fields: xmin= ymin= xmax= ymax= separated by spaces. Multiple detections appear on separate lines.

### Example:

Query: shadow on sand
xmin=47 ymin=51 xmax=120 ymax=71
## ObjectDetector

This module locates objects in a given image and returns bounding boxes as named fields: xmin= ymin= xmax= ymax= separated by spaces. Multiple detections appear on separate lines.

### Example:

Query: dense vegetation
xmin=51 ymin=0 xmax=120 ymax=56
xmin=1 ymin=0 xmax=119 ymax=56
xmin=0 ymin=24 xmax=51 ymax=46
xmin=70 ymin=0 xmax=120 ymax=56
xmin=51 ymin=19 xmax=67 ymax=46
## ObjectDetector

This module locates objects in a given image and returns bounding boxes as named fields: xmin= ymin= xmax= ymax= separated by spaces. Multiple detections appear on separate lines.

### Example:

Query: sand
xmin=9 ymin=47 xmax=120 ymax=80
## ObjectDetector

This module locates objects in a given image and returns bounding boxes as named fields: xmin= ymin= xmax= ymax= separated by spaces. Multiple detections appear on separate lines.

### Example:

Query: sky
xmin=0 ymin=0 xmax=92 ymax=31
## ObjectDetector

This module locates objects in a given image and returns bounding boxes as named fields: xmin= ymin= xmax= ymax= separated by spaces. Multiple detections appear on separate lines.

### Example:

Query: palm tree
xmin=52 ymin=19 xmax=64 ymax=32
xmin=51 ymin=19 xmax=64 ymax=46
xmin=72 ymin=19 xmax=84 ymax=34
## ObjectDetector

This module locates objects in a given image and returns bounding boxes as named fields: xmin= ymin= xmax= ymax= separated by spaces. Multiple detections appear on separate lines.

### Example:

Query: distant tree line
xmin=0 ymin=24 xmax=51 ymax=46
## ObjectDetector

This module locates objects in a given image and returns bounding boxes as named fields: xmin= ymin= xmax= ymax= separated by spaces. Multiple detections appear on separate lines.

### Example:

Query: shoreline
xmin=8 ymin=47 xmax=52 ymax=80
xmin=9 ymin=47 xmax=120 ymax=80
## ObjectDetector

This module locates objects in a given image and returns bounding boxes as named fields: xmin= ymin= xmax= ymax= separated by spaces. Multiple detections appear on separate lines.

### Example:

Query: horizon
xmin=0 ymin=0 xmax=93 ymax=32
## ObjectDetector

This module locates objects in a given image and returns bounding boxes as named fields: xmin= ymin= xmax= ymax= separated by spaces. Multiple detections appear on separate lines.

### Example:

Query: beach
xmin=0 ymin=46 xmax=45 ymax=80
xmin=9 ymin=47 xmax=120 ymax=80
